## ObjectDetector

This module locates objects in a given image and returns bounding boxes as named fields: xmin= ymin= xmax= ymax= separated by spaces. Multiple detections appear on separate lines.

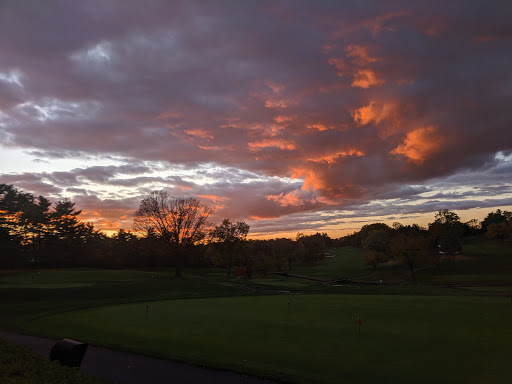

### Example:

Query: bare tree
xmin=133 ymin=191 xmax=212 ymax=277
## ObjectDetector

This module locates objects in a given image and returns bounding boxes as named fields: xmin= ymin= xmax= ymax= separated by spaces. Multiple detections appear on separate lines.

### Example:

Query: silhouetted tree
xmin=208 ymin=219 xmax=249 ymax=277
xmin=43 ymin=199 xmax=87 ymax=265
xmin=347 ymin=223 xmax=391 ymax=246
xmin=239 ymin=240 xmax=257 ymax=279
xmin=0 ymin=184 xmax=38 ymax=250
xmin=133 ymin=191 xmax=212 ymax=277
xmin=111 ymin=229 xmax=140 ymax=267
xmin=362 ymin=229 xmax=393 ymax=269
xmin=271 ymin=238 xmax=296 ymax=271
xmin=463 ymin=218 xmax=481 ymax=236
xmin=434 ymin=209 xmax=461 ymax=225
xmin=485 ymin=222 xmax=511 ymax=240
xmin=390 ymin=231 xmax=432 ymax=279
xmin=0 ymin=184 xmax=98 ymax=266
xmin=482 ymin=210 xmax=512 ymax=239
xmin=296 ymin=232 xmax=330 ymax=264
xmin=428 ymin=210 xmax=463 ymax=255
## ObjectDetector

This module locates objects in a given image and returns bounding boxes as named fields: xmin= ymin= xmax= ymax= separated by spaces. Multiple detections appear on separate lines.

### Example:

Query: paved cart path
xmin=0 ymin=331 xmax=275 ymax=384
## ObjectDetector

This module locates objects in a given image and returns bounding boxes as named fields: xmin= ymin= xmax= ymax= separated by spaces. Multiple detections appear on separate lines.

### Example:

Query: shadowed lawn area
xmin=0 ymin=269 xmax=160 ymax=285
xmin=246 ymin=277 xmax=315 ymax=289
xmin=416 ymin=237 xmax=512 ymax=284
xmin=462 ymin=286 xmax=512 ymax=292
xmin=293 ymin=247 xmax=369 ymax=280
xmin=22 ymin=294 xmax=512 ymax=384
xmin=0 ymin=270 xmax=250 ymax=330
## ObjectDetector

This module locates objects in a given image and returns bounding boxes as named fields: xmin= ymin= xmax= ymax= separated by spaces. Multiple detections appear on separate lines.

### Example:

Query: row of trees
xmin=207 ymin=225 xmax=330 ymax=278
xmin=0 ymin=184 xmax=102 ymax=268
xmin=132 ymin=191 xmax=331 ymax=277
xmin=1 ymin=184 xmax=509 ymax=277
xmin=0 ymin=185 xmax=332 ymax=276
xmin=351 ymin=209 xmax=512 ymax=278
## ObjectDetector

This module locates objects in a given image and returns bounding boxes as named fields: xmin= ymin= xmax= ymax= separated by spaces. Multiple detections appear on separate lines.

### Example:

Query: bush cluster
xmin=0 ymin=338 xmax=101 ymax=384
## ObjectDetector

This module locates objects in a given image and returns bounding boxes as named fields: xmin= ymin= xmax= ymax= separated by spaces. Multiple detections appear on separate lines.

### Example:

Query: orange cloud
xmin=353 ymin=101 xmax=392 ymax=126
xmin=248 ymin=137 xmax=296 ymax=151
xmin=98 ymin=220 xmax=125 ymax=231
xmin=290 ymin=167 xmax=361 ymax=203
xmin=328 ymin=57 xmax=347 ymax=77
xmin=185 ymin=128 xmax=214 ymax=140
xmin=81 ymin=210 xmax=102 ymax=217
xmin=306 ymin=123 xmax=329 ymax=131
xmin=198 ymin=145 xmax=223 ymax=151
xmin=81 ymin=214 xmax=133 ymax=233
xmin=265 ymin=98 xmax=288 ymax=109
xmin=345 ymin=44 xmax=378 ymax=65
xmin=352 ymin=101 xmax=410 ymax=137
xmin=274 ymin=114 xmax=295 ymax=123
xmin=307 ymin=149 xmax=365 ymax=164
xmin=291 ymin=168 xmax=324 ymax=191
xmin=249 ymin=215 xmax=272 ymax=221
xmin=352 ymin=69 xmax=385 ymax=89
xmin=266 ymin=81 xmax=285 ymax=94
xmin=197 ymin=194 xmax=227 ymax=210
xmin=391 ymin=125 xmax=442 ymax=164
xmin=266 ymin=190 xmax=303 ymax=207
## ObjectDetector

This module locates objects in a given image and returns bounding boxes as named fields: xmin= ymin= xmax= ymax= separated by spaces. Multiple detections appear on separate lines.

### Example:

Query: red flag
xmin=357 ymin=317 xmax=362 ymax=326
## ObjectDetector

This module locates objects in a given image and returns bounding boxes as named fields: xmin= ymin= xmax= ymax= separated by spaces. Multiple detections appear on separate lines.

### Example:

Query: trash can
xmin=50 ymin=339 xmax=89 ymax=368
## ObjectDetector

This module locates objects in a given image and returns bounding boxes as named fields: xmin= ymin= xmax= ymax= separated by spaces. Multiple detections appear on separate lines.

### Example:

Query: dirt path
xmin=0 ymin=331 xmax=275 ymax=384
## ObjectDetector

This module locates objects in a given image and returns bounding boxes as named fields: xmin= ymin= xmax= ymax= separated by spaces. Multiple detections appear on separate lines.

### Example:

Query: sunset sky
xmin=1 ymin=0 xmax=511 ymax=238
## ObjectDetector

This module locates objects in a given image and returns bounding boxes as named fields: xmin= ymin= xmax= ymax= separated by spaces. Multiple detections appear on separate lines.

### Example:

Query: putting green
xmin=24 ymin=294 xmax=512 ymax=384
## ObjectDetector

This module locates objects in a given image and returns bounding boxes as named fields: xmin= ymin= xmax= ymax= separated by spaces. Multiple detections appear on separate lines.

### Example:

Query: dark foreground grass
xmin=0 ymin=338 xmax=102 ymax=384
xmin=22 ymin=294 xmax=512 ymax=384
xmin=0 ymin=269 xmax=250 ymax=330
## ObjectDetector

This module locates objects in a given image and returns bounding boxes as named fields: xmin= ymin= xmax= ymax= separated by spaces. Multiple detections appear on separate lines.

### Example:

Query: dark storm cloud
xmin=1 ymin=0 xmax=511 ymax=234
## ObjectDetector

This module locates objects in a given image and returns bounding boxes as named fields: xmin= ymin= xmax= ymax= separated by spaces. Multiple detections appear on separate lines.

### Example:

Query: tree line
xmin=343 ymin=209 xmax=512 ymax=278
xmin=0 ymin=185 xmax=331 ymax=275
xmin=1 ymin=184 xmax=510 ymax=276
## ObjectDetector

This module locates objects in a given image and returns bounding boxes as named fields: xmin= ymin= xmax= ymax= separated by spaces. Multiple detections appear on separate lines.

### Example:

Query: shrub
xmin=0 ymin=338 xmax=102 ymax=384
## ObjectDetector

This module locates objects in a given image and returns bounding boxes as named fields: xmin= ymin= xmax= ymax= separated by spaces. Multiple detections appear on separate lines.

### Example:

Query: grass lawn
xmin=1 ymin=238 xmax=510 ymax=383
xmin=21 ymin=294 xmax=512 ymax=384
xmin=0 ymin=269 xmax=249 ymax=330
xmin=292 ymin=247 xmax=370 ymax=280
xmin=417 ymin=237 xmax=512 ymax=284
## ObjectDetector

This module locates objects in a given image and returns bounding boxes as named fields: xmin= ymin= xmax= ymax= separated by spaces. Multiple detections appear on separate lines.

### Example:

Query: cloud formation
xmin=1 ymin=0 xmax=511 ymax=236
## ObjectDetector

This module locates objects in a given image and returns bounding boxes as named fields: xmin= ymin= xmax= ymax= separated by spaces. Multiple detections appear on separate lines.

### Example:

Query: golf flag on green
xmin=357 ymin=317 xmax=362 ymax=326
